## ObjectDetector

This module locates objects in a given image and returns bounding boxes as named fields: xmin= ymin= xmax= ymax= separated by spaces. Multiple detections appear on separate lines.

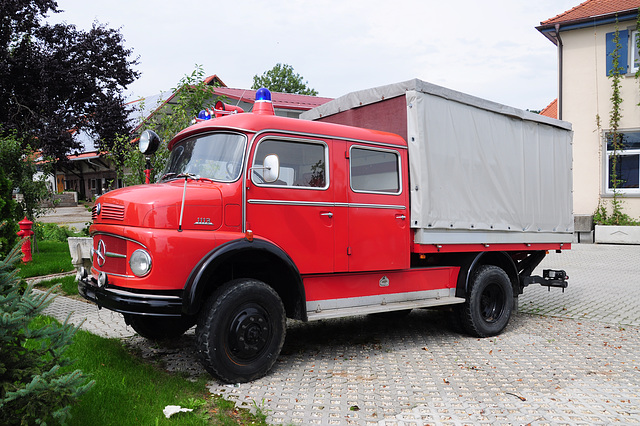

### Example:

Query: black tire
xmin=458 ymin=265 xmax=513 ymax=337
xmin=124 ymin=314 xmax=196 ymax=340
xmin=196 ymin=279 xmax=286 ymax=383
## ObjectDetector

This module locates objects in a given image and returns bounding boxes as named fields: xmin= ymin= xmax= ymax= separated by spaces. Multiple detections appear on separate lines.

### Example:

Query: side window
xmin=632 ymin=30 xmax=640 ymax=74
xmin=604 ymin=130 xmax=640 ymax=193
xmin=253 ymin=139 xmax=327 ymax=188
xmin=350 ymin=146 xmax=400 ymax=194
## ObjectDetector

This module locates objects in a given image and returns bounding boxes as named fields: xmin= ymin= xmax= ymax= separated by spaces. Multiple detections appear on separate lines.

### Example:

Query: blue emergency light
xmin=253 ymin=87 xmax=275 ymax=115
xmin=255 ymin=87 xmax=272 ymax=102
xmin=197 ymin=109 xmax=211 ymax=120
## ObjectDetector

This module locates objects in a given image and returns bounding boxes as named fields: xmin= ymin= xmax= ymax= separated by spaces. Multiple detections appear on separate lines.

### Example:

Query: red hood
xmin=93 ymin=181 xmax=223 ymax=230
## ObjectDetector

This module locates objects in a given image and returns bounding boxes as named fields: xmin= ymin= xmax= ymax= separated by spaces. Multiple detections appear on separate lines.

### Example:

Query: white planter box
xmin=594 ymin=225 xmax=640 ymax=244
xmin=67 ymin=237 xmax=93 ymax=268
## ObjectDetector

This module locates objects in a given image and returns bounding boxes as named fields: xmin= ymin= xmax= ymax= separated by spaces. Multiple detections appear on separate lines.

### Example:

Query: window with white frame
xmin=631 ymin=30 xmax=640 ymax=74
xmin=604 ymin=130 xmax=640 ymax=193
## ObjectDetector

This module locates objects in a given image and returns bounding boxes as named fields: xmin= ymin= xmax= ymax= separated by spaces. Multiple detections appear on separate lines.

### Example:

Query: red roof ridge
xmin=203 ymin=74 xmax=227 ymax=87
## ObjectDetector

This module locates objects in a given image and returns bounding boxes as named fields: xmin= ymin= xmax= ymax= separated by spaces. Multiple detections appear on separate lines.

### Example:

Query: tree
xmin=0 ymin=0 xmax=140 ymax=161
xmin=0 ymin=169 xmax=18 ymax=256
xmin=108 ymin=66 xmax=221 ymax=186
xmin=0 ymin=244 xmax=94 ymax=425
xmin=0 ymin=131 xmax=50 ymax=223
xmin=252 ymin=63 xmax=318 ymax=96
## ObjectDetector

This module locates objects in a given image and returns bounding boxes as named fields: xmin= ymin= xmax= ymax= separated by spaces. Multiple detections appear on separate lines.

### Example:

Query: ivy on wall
xmin=595 ymin=14 xmax=640 ymax=226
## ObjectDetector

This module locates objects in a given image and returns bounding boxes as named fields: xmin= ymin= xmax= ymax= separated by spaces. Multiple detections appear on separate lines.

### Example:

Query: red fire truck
xmin=79 ymin=79 xmax=572 ymax=383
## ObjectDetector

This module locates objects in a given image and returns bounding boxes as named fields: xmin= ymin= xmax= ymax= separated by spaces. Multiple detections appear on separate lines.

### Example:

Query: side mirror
xmin=262 ymin=154 xmax=280 ymax=183
xmin=139 ymin=130 xmax=160 ymax=155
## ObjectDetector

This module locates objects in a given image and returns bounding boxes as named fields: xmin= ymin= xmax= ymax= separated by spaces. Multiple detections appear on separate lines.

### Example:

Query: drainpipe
xmin=555 ymin=24 xmax=563 ymax=120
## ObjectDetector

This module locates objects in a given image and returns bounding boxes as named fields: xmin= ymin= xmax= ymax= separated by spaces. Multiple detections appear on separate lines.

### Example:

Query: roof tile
xmin=542 ymin=0 xmax=640 ymax=26
xmin=539 ymin=98 xmax=558 ymax=119
xmin=213 ymin=87 xmax=333 ymax=110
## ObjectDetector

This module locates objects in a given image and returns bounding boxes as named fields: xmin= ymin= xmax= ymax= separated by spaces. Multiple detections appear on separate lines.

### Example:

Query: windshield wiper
xmin=160 ymin=172 xmax=213 ymax=183
xmin=177 ymin=173 xmax=213 ymax=182
xmin=159 ymin=172 xmax=177 ymax=181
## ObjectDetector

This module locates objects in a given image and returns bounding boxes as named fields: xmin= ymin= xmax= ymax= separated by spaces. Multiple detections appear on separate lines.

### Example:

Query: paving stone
xmin=37 ymin=243 xmax=640 ymax=425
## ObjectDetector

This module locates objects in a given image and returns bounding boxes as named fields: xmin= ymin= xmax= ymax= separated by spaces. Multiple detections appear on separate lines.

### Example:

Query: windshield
xmin=163 ymin=132 xmax=247 ymax=182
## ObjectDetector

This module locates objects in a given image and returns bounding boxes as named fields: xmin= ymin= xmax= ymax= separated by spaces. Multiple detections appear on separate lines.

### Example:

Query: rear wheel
xmin=124 ymin=314 xmax=196 ymax=340
xmin=196 ymin=279 xmax=286 ymax=383
xmin=458 ymin=265 xmax=513 ymax=337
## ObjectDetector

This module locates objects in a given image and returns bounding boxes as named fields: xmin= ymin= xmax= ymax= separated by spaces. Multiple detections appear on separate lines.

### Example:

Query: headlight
xmin=129 ymin=249 xmax=152 ymax=277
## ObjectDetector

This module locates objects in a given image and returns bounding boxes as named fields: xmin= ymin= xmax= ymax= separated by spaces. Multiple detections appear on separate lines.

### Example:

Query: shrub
xmin=0 ymin=244 xmax=94 ymax=425
xmin=33 ymin=223 xmax=87 ymax=242
xmin=0 ymin=168 xmax=18 ymax=256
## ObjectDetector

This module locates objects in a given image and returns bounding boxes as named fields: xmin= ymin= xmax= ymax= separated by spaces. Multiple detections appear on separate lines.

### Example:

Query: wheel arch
xmin=182 ymin=238 xmax=306 ymax=320
xmin=455 ymin=251 xmax=519 ymax=298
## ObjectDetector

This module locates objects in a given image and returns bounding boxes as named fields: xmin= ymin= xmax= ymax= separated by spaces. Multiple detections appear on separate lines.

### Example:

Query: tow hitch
xmin=524 ymin=269 xmax=569 ymax=292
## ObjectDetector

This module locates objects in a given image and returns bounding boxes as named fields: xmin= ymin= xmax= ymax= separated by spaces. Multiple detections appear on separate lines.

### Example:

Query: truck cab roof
xmin=168 ymin=111 xmax=407 ymax=150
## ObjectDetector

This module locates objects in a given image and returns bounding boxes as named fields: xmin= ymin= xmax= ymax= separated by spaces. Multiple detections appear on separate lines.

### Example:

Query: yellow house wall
xmin=561 ymin=22 xmax=640 ymax=219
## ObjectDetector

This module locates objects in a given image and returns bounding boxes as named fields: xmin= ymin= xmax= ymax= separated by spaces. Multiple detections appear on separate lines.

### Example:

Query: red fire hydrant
xmin=17 ymin=217 xmax=34 ymax=263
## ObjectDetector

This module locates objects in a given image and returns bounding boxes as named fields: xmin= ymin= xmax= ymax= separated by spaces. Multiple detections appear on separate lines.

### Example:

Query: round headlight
xmin=130 ymin=249 xmax=152 ymax=277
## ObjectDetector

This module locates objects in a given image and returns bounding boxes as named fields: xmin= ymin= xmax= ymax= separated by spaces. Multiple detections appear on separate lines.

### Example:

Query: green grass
xmin=35 ymin=274 xmax=78 ymax=295
xmin=65 ymin=328 xmax=211 ymax=425
xmin=18 ymin=240 xmax=74 ymax=278
xmin=24 ymin=316 xmax=208 ymax=425
xmin=63 ymin=326 xmax=272 ymax=425
xmin=32 ymin=316 xmax=271 ymax=425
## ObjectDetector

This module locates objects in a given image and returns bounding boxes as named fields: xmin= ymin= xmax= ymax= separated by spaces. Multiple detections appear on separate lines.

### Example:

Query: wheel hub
xmin=228 ymin=305 xmax=270 ymax=361
xmin=480 ymin=283 xmax=505 ymax=323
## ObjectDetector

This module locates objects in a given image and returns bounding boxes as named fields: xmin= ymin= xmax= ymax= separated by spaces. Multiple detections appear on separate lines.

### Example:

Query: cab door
xmin=346 ymin=143 xmax=410 ymax=272
xmin=246 ymin=135 xmax=335 ymax=274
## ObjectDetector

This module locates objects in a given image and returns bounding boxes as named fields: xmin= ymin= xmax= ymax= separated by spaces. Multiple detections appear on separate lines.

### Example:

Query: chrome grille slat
xmin=93 ymin=203 xmax=125 ymax=221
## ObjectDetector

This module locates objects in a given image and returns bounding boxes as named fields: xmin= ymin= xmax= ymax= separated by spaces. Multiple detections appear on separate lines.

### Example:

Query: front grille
xmin=92 ymin=234 xmax=127 ymax=275
xmin=93 ymin=203 xmax=125 ymax=221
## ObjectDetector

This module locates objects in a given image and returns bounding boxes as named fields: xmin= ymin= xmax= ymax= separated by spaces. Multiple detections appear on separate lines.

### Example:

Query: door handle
xmin=320 ymin=212 xmax=333 ymax=218
xmin=396 ymin=214 xmax=406 ymax=220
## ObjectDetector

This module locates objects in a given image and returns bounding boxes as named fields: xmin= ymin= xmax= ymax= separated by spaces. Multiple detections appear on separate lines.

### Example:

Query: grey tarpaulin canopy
xmin=301 ymin=79 xmax=574 ymax=245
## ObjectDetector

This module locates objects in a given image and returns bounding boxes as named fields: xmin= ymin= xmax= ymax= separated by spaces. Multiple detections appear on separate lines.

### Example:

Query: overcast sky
xmin=46 ymin=0 xmax=580 ymax=112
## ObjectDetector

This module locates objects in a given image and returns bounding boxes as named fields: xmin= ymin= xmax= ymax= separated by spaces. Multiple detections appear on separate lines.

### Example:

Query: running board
xmin=307 ymin=296 xmax=465 ymax=321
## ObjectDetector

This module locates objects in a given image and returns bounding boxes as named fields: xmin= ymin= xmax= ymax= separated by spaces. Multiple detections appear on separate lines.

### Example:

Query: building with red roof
xmin=57 ymin=76 xmax=332 ymax=200
xmin=537 ymin=0 xmax=640 ymax=232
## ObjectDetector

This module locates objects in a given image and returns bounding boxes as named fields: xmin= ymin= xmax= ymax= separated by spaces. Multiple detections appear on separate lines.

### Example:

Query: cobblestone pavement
xmin=519 ymin=243 xmax=640 ymax=327
xmin=40 ymin=243 xmax=640 ymax=425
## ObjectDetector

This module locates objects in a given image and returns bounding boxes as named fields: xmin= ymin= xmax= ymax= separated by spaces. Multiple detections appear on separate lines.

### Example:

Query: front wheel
xmin=196 ymin=279 xmax=286 ymax=383
xmin=457 ymin=265 xmax=514 ymax=337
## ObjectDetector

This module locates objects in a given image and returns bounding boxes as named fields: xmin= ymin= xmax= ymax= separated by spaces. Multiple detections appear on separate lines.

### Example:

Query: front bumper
xmin=78 ymin=275 xmax=184 ymax=316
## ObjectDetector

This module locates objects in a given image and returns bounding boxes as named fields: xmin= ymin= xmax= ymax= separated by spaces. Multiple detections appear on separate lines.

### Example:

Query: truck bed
xmin=301 ymin=79 xmax=573 ymax=247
